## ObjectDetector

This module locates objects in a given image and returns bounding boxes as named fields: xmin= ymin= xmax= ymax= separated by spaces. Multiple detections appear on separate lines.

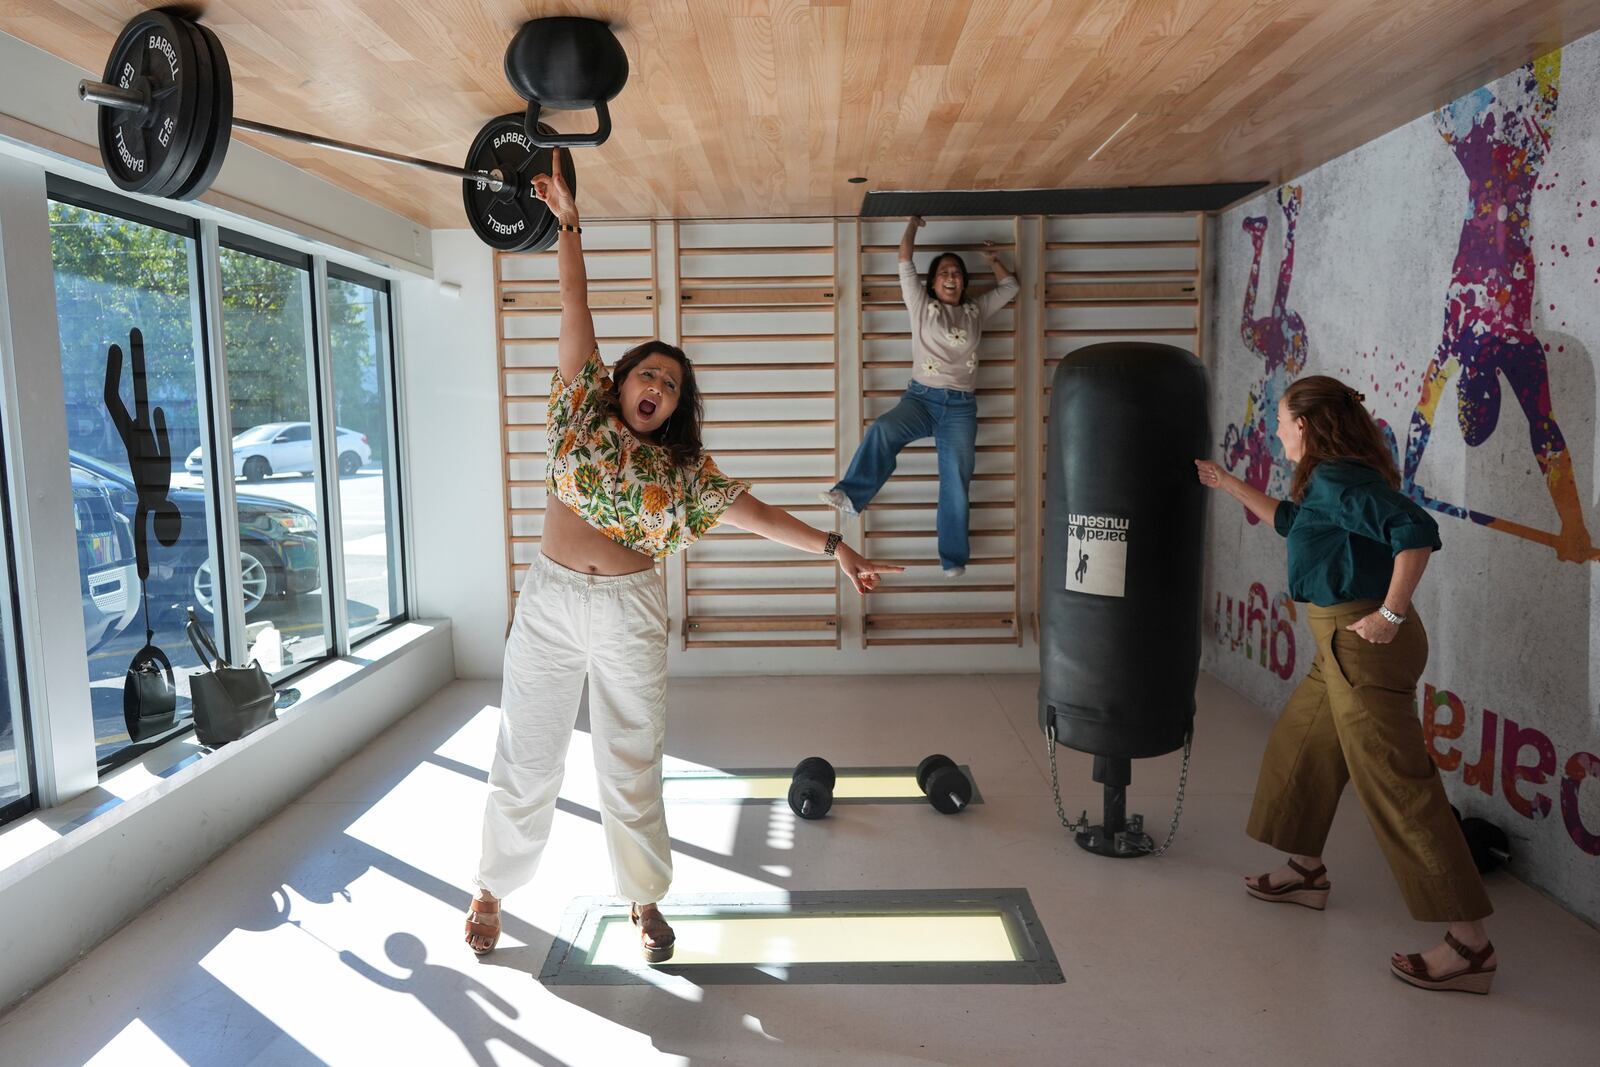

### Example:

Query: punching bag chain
xmin=1045 ymin=724 xmax=1089 ymax=834
xmin=1045 ymin=725 xmax=1194 ymax=856
xmin=1142 ymin=729 xmax=1193 ymax=858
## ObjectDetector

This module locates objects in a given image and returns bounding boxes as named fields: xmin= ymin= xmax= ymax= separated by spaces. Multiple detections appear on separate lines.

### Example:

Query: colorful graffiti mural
xmin=1221 ymin=185 xmax=1308 ymax=524
xmin=1402 ymin=50 xmax=1600 ymax=563
xmin=1213 ymin=581 xmax=1297 ymax=680
xmin=1421 ymin=682 xmax=1600 ymax=856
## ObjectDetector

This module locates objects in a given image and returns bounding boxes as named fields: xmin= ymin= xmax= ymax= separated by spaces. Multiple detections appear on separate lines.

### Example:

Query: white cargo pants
xmin=476 ymin=553 xmax=673 ymax=903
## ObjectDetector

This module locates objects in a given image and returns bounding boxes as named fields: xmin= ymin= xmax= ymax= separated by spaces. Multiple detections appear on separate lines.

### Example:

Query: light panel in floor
xmin=661 ymin=765 xmax=982 ymax=805
xmin=588 ymin=913 xmax=1019 ymax=966
xmin=541 ymin=889 xmax=1061 ymax=985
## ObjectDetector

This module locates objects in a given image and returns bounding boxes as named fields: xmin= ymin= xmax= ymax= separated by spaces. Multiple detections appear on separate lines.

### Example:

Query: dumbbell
xmin=75 ymin=11 xmax=611 ymax=252
xmin=788 ymin=757 xmax=835 ymax=820
xmin=1460 ymin=815 xmax=1511 ymax=873
xmin=916 ymin=754 xmax=973 ymax=815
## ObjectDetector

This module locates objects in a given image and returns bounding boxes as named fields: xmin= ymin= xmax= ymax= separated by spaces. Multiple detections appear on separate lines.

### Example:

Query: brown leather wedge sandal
xmin=631 ymin=903 xmax=676 ymax=964
xmin=1244 ymin=859 xmax=1331 ymax=910
xmin=1390 ymin=933 xmax=1496 ymax=995
xmin=464 ymin=896 xmax=501 ymax=956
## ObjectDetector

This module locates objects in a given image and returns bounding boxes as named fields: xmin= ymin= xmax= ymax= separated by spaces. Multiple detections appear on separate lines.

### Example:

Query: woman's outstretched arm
xmin=1196 ymin=460 xmax=1281 ymax=526
xmin=720 ymin=493 xmax=905 ymax=594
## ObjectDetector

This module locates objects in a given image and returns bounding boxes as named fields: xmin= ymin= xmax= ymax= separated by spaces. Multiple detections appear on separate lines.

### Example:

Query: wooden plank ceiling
xmin=4 ymin=1 xmax=1598 ymax=228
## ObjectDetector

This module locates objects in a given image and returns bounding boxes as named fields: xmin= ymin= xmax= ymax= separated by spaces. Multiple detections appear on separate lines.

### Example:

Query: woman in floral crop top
xmin=465 ymin=151 xmax=902 ymax=964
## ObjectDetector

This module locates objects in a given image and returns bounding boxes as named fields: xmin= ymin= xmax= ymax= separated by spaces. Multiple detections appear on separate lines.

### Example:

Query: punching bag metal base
xmin=1074 ymin=757 xmax=1154 ymax=859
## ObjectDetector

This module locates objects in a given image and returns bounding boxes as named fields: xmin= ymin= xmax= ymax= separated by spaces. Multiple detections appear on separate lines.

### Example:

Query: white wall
xmin=399 ymin=234 xmax=507 ymax=678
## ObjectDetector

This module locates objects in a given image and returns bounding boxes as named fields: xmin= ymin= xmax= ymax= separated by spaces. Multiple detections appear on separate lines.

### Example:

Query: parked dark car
xmin=70 ymin=465 xmax=139 ymax=651
xmin=69 ymin=452 xmax=321 ymax=618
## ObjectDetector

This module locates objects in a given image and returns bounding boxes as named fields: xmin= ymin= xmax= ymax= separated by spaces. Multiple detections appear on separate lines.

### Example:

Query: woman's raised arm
xmin=531 ymin=149 xmax=596 ymax=384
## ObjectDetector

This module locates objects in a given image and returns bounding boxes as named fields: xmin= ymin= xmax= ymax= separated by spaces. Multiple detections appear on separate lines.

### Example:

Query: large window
xmin=329 ymin=272 xmax=403 ymax=639
xmin=48 ymin=197 xmax=219 ymax=765
xmin=0 ymin=418 xmax=30 ymax=822
xmin=217 ymin=241 xmax=330 ymax=673
xmin=17 ymin=177 xmax=407 ymax=783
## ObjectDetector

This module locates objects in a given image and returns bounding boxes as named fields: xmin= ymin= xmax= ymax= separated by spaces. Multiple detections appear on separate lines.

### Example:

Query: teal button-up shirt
xmin=1273 ymin=461 xmax=1441 ymax=607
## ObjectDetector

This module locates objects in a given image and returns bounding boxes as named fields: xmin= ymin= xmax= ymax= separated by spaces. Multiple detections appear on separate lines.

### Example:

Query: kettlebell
xmin=503 ymin=17 xmax=629 ymax=148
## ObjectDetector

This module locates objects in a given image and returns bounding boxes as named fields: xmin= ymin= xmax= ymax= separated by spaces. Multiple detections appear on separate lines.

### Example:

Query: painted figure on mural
xmin=1222 ymin=184 xmax=1308 ymax=523
xmin=1403 ymin=51 xmax=1598 ymax=563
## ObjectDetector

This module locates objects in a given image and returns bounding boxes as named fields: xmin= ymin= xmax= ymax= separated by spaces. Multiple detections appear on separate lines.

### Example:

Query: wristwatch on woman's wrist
xmin=1378 ymin=605 xmax=1406 ymax=625
xmin=822 ymin=532 xmax=842 ymax=558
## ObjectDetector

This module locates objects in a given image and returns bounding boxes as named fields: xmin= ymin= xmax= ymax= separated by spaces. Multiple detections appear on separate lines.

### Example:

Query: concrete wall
xmin=1203 ymin=35 xmax=1600 ymax=923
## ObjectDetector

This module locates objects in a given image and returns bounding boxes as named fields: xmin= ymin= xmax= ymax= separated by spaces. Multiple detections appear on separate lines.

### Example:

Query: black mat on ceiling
xmin=859 ymin=182 xmax=1269 ymax=217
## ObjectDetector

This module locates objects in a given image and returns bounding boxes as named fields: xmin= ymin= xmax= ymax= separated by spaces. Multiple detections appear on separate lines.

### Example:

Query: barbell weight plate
xmin=794 ymin=756 xmax=836 ymax=792
xmin=462 ymin=115 xmax=576 ymax=253
xmin=787 ymin=777 xmax=832 ymax=820
xmin=916 ymin=754 xmax=956 ymax=794
xmin=97 ymin=11 xmax=203 ymax=196
xmin=170 ymin=20 xmax=234 ymax=201
xmin=927 ymin=765 xmax=972 ymax=814
xmin=158 ymin=17 xmax=215 ymax=200
xmin=520 ymin=125 xmax=578 ymax=253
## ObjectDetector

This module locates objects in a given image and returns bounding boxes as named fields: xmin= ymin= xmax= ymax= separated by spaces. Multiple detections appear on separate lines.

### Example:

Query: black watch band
xmin=823 ymin=532 xmax=842 ymax=557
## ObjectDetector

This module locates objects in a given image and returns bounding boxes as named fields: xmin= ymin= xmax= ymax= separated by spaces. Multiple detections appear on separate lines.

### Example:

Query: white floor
xmin=1 ymin=672 xmax=1596 ymax=1066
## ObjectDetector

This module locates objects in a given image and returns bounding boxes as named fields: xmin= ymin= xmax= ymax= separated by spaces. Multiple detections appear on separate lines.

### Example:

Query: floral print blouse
xmin=547 ymin=349 xmax=750 ymax=560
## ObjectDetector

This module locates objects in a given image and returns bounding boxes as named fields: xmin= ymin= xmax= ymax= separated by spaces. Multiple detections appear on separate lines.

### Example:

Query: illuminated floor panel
xmin=540 ymin=889 xmax=1061 ymax=985
xmin=661 ymin=766 xmax=983 ymax=804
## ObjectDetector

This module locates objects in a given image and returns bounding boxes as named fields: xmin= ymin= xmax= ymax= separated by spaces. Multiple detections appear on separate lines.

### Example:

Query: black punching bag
xmin=1039 ymin=343 xmax=1208 ymax=853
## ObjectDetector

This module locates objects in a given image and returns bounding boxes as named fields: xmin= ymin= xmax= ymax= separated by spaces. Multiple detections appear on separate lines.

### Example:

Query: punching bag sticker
xmin=1066 ymin=513 xmax=1128 ymax=597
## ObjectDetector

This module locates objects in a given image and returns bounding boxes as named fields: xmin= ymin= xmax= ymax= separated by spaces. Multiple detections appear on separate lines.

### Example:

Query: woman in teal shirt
xmin=1196 ymin=375 xmax=1497 ymax=995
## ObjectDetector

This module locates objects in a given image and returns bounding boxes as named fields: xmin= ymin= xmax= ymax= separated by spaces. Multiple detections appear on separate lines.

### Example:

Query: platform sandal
xmin=1390 ymin=932 xmax=1496 ymax=995
xmin=464 ymin=895 xmax=501 ymax=956
xmin=631 ymin=903 xmax=676 ymax=964
xmin=1244 ymin=859 xmax=1331 ymax=910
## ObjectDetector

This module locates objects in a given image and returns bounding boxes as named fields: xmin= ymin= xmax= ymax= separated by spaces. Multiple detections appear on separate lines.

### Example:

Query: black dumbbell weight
xmin=1460 ymin=816 xmax=1511 ymax=873
xmin=916 ymin=754 xmax=973 ymax=815
xmin=788 ymin=756 xmax=835 ymax=820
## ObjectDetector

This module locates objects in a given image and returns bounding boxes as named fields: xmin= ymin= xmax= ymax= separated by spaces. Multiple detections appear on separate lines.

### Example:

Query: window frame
xmin=0 ymin=411 xmax=37 ymax=826
xmin=217 ymin=231 xmax=339 ymax=678
xmin=325 ymin=266 xmax=410 ymax=645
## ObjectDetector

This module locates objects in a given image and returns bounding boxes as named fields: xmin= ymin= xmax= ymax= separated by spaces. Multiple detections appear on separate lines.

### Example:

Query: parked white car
xmin=187 ymin=422 xmax=374 ymax=481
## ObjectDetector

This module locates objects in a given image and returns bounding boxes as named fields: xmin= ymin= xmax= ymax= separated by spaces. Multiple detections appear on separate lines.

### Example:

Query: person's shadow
xmin=340 ymin=933 xmax=564 ymax=1067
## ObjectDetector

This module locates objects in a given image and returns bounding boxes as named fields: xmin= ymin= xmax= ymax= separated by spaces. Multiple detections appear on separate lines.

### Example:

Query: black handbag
xmin=123 ymin=642 xmax=177 ymax=742
xmin=186 ymin=608 xmax=277 ymax=748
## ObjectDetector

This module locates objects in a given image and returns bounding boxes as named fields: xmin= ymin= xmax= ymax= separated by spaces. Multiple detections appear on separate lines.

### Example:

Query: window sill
xmin=0 ymin=618 xmax=450 ymax=888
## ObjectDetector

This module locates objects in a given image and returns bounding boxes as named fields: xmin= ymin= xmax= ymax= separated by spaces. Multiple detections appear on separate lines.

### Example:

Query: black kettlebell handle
xmin=524 ymin=101 xmax=612 ymax=148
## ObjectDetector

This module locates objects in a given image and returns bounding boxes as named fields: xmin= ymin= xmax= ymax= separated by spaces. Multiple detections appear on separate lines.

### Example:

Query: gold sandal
xmin=464 ymin=896 xmax=501 ymax=956
xmin=1390 ymin=933 xmax=1496 ymax=995
xmin=630 ymin=903 xmax=676 ymax=964
xmin=1244 ymin=859 xmax=1331 ymax=910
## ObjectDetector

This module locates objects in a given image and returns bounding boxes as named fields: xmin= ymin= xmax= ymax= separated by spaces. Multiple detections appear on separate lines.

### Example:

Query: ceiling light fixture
xmin=1087 ymin=113 xmax=1138 ymax=162
xmin=848 ymin=176 xmax=868 ymax=183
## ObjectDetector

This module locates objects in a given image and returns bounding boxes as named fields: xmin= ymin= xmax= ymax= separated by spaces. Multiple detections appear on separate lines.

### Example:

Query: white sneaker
xmin=943 ymin=566 xmax=966 ymax=578
xmin=819 ymin=489 xmax=858 ymax=516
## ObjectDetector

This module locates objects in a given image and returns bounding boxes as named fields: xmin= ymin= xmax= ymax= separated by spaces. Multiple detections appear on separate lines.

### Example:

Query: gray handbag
xmin=186 ymin=608 xmax=276 ymax=748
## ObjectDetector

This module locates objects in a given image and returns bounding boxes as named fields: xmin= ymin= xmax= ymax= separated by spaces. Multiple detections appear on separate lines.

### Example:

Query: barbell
xmin=77 ymin=11 xmax=614 ymax=252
